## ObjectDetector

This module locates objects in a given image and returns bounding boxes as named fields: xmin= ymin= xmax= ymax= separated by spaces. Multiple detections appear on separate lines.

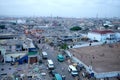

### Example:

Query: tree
xmin=70 ymin=26 xmax=82 ymax=31
xmin=12 ymin=23 xmax=16 ymax=25
xmin=104 ymin=25 xmax=109 ymax=29
xmin=0 ymin=25 xmax=5 ymax=29
xmin=60 ymin=43 xmax=68 ymax=50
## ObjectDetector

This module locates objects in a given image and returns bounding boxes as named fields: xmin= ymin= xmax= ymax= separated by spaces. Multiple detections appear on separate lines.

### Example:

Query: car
xmin=53 ymin=74 xmax=63 ymax=80
xmin=57 ymin=54 xmax=64 ymax=62
xmin=76 ymin=63 xmax=84 ymax=72
xmin=49 ymin=70 xmax=57 ymax=77
xmin=47 ymin=59 xmax=54 ymax=69
xmin=42 ymin=51 xmax=48 ymax=59
xmin=68 ymin=65 xmax=78 ymax=77
xmin=93 ymin=40 xmax=99 ymax=42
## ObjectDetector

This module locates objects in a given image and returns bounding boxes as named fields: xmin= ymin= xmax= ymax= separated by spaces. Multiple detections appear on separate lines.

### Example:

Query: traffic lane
xmin=55 ymin=61 xmax=75 ymax=80
xmin=43 ymin=45 xmax=74 ymax=80
xmin=28 ymin=39 xmax=74 ymax=80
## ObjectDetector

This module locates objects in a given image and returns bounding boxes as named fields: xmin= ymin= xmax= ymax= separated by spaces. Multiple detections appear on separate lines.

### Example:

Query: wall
xmin=88 ymin=32 xmax=101 ymax=41
xmin=66 ymin=50 xmax=120 ymax=79
xmin=101 ymin=34 xmax=107 ymax=42
xmin=29 ymin=56 xmax=37 ymax=64
xmin=0 ymin=48 xmax=6 ymax=56
xmin=95 ymin=71 xmax=120 ymax=78
xmin=88 ymin=32 xmax=117 ymax=42
xmin=70 ymin=42 xmax=103 ymax=48
xmin=5 ymin=53 xmax=26 ymax=62
xmin=116 ymin=32 xmax=120 ymax=41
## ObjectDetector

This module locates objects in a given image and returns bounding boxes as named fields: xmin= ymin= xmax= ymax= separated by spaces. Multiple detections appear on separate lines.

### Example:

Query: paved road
xmin=39 ymin=43 xmax=75 ymax=80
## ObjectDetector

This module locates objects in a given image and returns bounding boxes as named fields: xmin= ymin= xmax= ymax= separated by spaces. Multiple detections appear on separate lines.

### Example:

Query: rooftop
xmin=69 ymin=43 xmax=120 ymax=73
xmin=28 ymin=51 xmax=37 ymax=56
xmin=91 ymin=30 xmax=114 ymax=34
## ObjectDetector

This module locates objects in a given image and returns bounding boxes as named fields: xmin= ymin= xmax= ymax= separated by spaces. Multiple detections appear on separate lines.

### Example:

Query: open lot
xmin=69 ymin=43 xmax=120 ymax=73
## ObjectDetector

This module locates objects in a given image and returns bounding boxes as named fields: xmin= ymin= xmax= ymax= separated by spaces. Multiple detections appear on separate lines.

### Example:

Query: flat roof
xmin=69 ymin=43 xmax=120 ymax=73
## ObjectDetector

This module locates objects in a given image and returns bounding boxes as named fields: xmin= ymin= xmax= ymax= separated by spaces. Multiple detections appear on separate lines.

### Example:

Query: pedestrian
xmin=62 ymin=75 xmax=66 ymax=80
xmin=62 ymin=67 xmax=64 ymax=71
xmin=89 ymin=43 xmax=91 ymax=46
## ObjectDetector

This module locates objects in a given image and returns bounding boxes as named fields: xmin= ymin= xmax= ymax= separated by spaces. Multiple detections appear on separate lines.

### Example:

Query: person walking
xmin=62 ymin=75 xmax=66 ymax=80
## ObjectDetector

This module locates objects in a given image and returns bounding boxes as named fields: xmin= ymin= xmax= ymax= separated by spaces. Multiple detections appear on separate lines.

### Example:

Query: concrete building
xmin=0 ymin=36 xmax=37 ymax=64
xmin=115 ymin=32 xmax=120 ymax=41
xmin=88 ymin=30 xmax=117 ymax=43
xmin=0 ymin=47 xmax=6 ymax=63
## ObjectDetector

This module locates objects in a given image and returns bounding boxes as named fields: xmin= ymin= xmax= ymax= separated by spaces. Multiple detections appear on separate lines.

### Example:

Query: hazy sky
xmin=0 ymin=0 xmax=120 ymax=18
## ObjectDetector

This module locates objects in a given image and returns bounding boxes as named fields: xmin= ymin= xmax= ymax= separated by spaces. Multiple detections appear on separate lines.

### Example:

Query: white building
xmin=88 ymin=30 xmax=117 ymax=43
xmin=115 ymin=32 xmax=120 ymax=41
xmin=17 ymin=19 xmax=26 ymax=24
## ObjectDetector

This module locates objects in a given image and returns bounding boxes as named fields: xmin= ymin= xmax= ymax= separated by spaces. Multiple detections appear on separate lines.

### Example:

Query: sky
xmin=0 ymin=0 xmax=120 ymax=18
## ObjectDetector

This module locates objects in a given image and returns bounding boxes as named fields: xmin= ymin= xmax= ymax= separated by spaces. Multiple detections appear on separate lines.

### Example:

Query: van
xmin=42 ymin=52 xmax=48 ymax=59
xmin=68 ymin=65 xmax=78 ymax=77
xmin=47 ymin=59 xmax=54 ymax=69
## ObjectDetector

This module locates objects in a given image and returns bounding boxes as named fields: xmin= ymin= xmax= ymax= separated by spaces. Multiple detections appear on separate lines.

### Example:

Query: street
xmin=38 ymin=43 xmax=75 ymax=80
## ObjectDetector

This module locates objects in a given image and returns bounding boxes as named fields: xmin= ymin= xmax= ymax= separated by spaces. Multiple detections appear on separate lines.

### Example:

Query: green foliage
xmin=58 ymin=24 xmax=61 ymax=26
xmin=12 ymin=23 xmax=16 ymax=25
xmin=70 ymin=26 xmax=82 ymax=31
xmin=104 ymin=25 xmax=109 ymax=29
xmin=0 ymin=25 xmax=5 ymax=29
xmin=60 ymin=43 xmax=68 ymax=50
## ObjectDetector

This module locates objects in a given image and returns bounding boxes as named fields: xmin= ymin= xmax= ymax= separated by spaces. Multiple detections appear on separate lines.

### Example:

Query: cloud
xmin=0 ymin=0 xmax=120 ymax=17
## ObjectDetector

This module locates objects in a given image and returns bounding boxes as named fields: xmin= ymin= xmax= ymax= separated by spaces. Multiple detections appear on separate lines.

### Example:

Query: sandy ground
xmin=69 ymin=43 xmax=120 ymax=73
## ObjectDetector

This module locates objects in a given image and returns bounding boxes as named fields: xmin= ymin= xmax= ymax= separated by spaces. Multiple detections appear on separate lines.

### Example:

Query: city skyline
xmin=0 ymin=0 xmax=120 ymax=18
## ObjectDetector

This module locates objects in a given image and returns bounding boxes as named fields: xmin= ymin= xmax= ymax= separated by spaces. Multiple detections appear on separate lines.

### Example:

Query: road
xmin=38 ymin=43 xmax=75 ymax=80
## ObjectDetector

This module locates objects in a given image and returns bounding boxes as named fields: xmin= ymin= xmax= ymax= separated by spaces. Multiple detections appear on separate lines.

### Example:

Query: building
xmin=28 ymin=48 xmax=38 ymax=64
xmin=115 ymin=32 xmax=120 ymax=41
xmin=0 ymin=47 xmax=6 ymax=63
xmin=0 ymin=36 xmax=37 ymax=64
xmin=88 ymin=30 xmax=117 ymax=43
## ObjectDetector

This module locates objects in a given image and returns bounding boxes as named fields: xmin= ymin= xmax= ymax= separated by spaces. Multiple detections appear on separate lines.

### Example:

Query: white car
xmin=42 ymin=51 xmax=48 ymax=59
xmin=47 ymin=59 xmax=54 ymax=69
xmin=68 ymin=65 xmax=78 ymax=76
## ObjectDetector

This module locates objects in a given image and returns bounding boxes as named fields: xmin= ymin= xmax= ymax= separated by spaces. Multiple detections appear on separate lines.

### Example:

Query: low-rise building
xmin=88 ymin=30 xmax=117 ymax=43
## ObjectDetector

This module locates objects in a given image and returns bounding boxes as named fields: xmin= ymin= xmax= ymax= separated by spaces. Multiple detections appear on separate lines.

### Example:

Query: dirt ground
xmin=69 ymin=42 xmax=120 ymax=73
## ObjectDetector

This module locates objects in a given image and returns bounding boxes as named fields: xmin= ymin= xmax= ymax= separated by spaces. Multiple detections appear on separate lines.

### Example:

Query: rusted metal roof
xmin=92 ymin=30 xmax=114 ymax=34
